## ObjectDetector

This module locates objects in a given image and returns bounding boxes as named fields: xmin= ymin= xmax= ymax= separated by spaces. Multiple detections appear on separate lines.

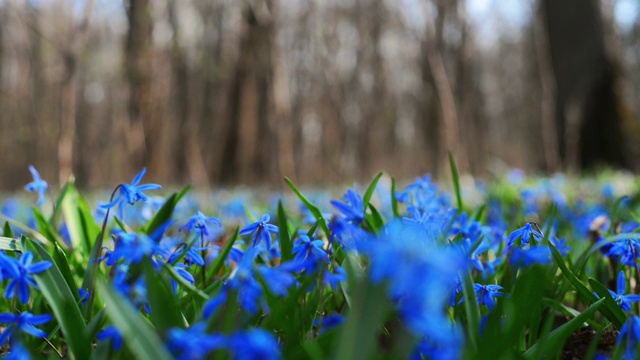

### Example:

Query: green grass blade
xmin=460 ymin=268 xmax=479 ymax=351
xmin=524 ymin=298 xmax=605 ymax=358
xmin=334 ymin=279 xmax=389 ymax=360
xmin=0 ymin=236 xmax=20 ymax=252
xmin=448 ymin=151 xmax=463 ymax=211
xmin=163 ymin=263 xmax=208 ymax=301
xmin=589 ymin=278 xmax=627 ymax=328
xmin=362 ymin=172 xmax=383 ymax=212
xmin=390 ymin=177 xmax=400 ymax=218
xmin=143 ymin=259 xmax=186 ymax=334
xmin=144 ymin=186 xmax=191 ymax=236
xmin=97 ymin=280 xmax=173 ymax=360
xmin=60 ymin=184 xmax=99 ymax=255
xmin=277 ymin=201 xmax=293 ymax=262
xmin=22 ymin=237 xmax=90 ymax=359
xmin=3 ymin=221 xmax=14 ymax=238
xmin=209 ymin=228 xmax=239 ymax=278
xmin=33 ymin=207 xmax=65 ymax=248
xmin=284 ymin=177 xmax=330 ymax=240
xmin=549 ymin=243 xmax=595 ymax=303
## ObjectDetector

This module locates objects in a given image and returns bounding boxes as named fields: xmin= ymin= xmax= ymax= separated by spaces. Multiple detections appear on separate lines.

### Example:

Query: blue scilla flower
xmin=179 ymin=211 xmax=222 ymax=238
xmin=292 ymin=235 xmax=329 ymax=265
xmin=3 ymin=251 xmax=52 ymax=304
xmin=6 ymin=341 xmax=31 ymax=360
xmin=170 ymin=264 xmax=195 ymax=294
xmin=508 ymin=222 xmax=543 ymax=247
xmin=97 ymin=325 xmax=123 ymax=351
xmin=324 ymin=266 xmax=347 ymax=290
xmin=459 ymin=284 xmax=503 ymax=310
xmin=314 ymin=314 xmax=344 ymax=334
xmin=110 ymin=233 xmax=157 ymax=265
xmin=227 ymin=328 xmax=281 ymax=360
xmin=167 ymin=323 xmax=225 ymax=360
xmin=100 ymin=168 xmax=162 ymax=221
xmin=330 ymin=188 xmax=365 ymax=224
xmin=609 ymin=271 xmax=640 ymax=312
xmin=365 ymin=220 xmax=465 ymax=351
xmin=24 ymin=166 xmax=48 ymax=207
xmin=618 ymin=315 xmax=640 ymax=359
xmin=240 ymin=214 xmax=279 ymax=251
xmin=0 ymin=312 xmax=52 ymax=345
xmin=509 ymin=247 xmax=552 ymax=268
xmin=608 ymin=238 xmax=640 ymax=267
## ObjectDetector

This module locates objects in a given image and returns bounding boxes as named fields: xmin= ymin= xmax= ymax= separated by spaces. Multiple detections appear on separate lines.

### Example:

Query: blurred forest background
xmin=0 ymin=0 xmax=639 ymax=189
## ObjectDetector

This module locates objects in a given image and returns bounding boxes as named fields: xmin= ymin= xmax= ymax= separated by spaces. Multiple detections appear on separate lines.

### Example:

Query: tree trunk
xmin=542 ymin=0 xmax=628 ymax=169
xmin=125 ymin=0 xmax=155 ymax=171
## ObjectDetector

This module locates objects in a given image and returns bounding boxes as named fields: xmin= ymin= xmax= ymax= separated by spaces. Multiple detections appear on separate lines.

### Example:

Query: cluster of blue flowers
xmin=5 ymin=165 xmax=640 ymax=359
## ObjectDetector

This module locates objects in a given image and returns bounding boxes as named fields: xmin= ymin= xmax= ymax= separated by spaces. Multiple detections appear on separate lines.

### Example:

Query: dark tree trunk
xmin=542 ymin=0 xmax=628 ymax=170
xmin=125 ymin=0 xmax=155 ymax=171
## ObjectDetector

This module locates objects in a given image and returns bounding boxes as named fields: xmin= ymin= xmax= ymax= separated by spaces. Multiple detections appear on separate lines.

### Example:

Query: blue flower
xmin=607 ymin=239 xmax=640 ymax=267
xmin=226 ymin=329 xmax=281 ymax=360
xmin=110 ymin=233 xmax=157 ymax=265
xmin=97 ymin=325 xmax=123 ymax=351
xmin=330 ymin=189 xmax=365 ymax=224
xmin=166 ymin=323 xmax=225 ymax=360
xmin=460 ymin=284 xmax=503 ymax=310
xmin=240 ymin=214 xmax=279 ymax=251
xmin=314 ymin=314 xmax=344 ymax=334
xmin=292 ymin=235 xmax=329 ymax=265
xmin=170 ymin=264 xmax=195 ymax=294
xmin=24 ymin=166 xmax=48 ymax=207
xmin=100 ymin=168 xmax=162 ymax=221
xmin=0 ymin=312 xmax=52 ymax=345
xmin=618 ymin=315 xmax=640 ymax=359
xmin=3 ymin=251 xmax=52 ymax=304
xmin=608 ymin=271 xmax=640 ymax=312
xmin=509 ymin=247 xmax=551 ymax=268
xmin=508 ymin=223 xmax=543 ymax=247
xmin=179 ymin=211 xmax=222 ymax=238
xmin=6 ymin=341 xmax=31 ymax=360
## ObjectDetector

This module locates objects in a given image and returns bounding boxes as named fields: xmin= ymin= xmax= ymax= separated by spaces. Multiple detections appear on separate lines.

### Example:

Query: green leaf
xmin=334 ymin=279 xmax=389 ymax=360
xmin=524 ymin=298 xmax=605 ymax=358
xmin=60 ymin=183 xmax=99 ymax=255
xmin=549 ymin=243 xmax=595 ymax=303
xmin=365 ymin=203 xmax=384 ymax=233
xmin=460 ymin=268 xmax=479 ymax=351
xmin=97 ymin=280 xmax=173 ymax=360
xmin=284 ymin=177 xmax=330 ymax=240
xmin=22 ymin=237 xmax=90 ymax=359
xmin=143 ymin=259 xmax=186 ymax=334
xmin=390 ymin=177 xmax=400 ymax=218
xmin=362 ymin=172 xmax=383 ymax=212
xmin=3 ymin=222 xmax=14 ymax=238
xmin=208 ymin=228 xmax=239 ymax=278
xmin=163 ymin=263 xmax=208 ymax=301
xmin=51 ymin=243 xmax=80 ymax=302
xmin=589 ymin=278 xmax=627 ymax=328
xmin=0 ymin=236 xmax=20 ymax=252
xmin=32 ymin=207 xmax=65 ymax=248
xmin=448 ymin=151 xmax=463 ymax=211
xmin=144 ymin=186 xmax=191 ymax=236
xmin=277 ymin=201 xmax=293 ymax=262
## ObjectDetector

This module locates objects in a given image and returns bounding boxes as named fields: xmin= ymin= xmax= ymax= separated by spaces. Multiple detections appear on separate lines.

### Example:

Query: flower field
xmin=2 ymin=158 xmax=640 ymax=359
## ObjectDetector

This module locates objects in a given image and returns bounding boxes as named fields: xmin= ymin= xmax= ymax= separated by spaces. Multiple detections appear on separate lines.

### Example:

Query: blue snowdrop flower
xmin=508 ymin=223 xmax=543 ymax=247
xmin=226 ymin=328 xmax=281 ymax=360
xmin=97 ymin=325 xmax=123 ymax=351
xmin=100 ymin=168 xmax=162 ymax=221
xmin=166 ymin=323 xmax=225 ymax=360
xmin=0 ymin=312 xmax=52 ymax=345
xmin=240 ymin=214 xmax=279 ymax=251
xmin=509 ymin=247 xmax=552 ymax=268
xmin=617 ymin=315 xmax=640 ymax=359
xmin=179 ymin=211 xmax=222 ymax=238
xmin=608 ymin=271 xmax=640 ymax=311
xmin=330 ymin=189 xmax=365 ymax=224
xmin=24 ymin=166 xmax=48 ymax=207
xmin=3 ymin=251 xmax=52 ymax=304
